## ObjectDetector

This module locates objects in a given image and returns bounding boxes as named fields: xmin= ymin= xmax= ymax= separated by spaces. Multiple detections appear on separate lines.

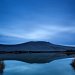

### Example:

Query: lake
xmin=2 ymin=58 xmax=75 ymax=75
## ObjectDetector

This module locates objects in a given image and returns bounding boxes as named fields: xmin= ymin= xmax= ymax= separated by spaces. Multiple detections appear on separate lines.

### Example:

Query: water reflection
xmin=71 ymin=59 xmax=75 ymax=70
xmin=0 ymin=61 xmax=5 ymax=75
xmin=0 ymin=58 xmax=74 ymax=75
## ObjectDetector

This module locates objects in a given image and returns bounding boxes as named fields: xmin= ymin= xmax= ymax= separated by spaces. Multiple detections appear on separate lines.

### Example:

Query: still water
xmin=3 ymin=58 xmax=75 ymax=75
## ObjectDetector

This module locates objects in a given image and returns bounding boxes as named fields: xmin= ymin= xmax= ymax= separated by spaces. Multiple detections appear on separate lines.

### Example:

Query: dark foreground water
xmin=3 ymin=58 xmax=75 ymax=75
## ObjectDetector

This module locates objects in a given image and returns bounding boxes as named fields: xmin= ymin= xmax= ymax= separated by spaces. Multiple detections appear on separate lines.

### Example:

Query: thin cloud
xmin=0 ymin=25 xmax=75 ymax=40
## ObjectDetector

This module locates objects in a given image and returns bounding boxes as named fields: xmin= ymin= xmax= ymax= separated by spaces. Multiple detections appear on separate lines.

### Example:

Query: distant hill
xmin=0 ymin=41 xmax=75 ymax=51
xmin=0 ymin=41 xmax=75 ymax=63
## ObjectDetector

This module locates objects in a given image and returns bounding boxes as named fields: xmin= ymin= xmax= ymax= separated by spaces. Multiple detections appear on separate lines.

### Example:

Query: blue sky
xmin=0 ymin=0 xmax=75 ymax=45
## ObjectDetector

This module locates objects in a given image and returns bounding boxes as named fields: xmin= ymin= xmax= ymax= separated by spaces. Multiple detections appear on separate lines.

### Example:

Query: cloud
xmin=0 ymin=25 xmax=75 ymax=41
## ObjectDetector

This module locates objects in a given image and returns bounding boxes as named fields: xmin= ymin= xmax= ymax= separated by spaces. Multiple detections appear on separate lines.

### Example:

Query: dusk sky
xmin=0 ymin=0 xmax=75 ymax=45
